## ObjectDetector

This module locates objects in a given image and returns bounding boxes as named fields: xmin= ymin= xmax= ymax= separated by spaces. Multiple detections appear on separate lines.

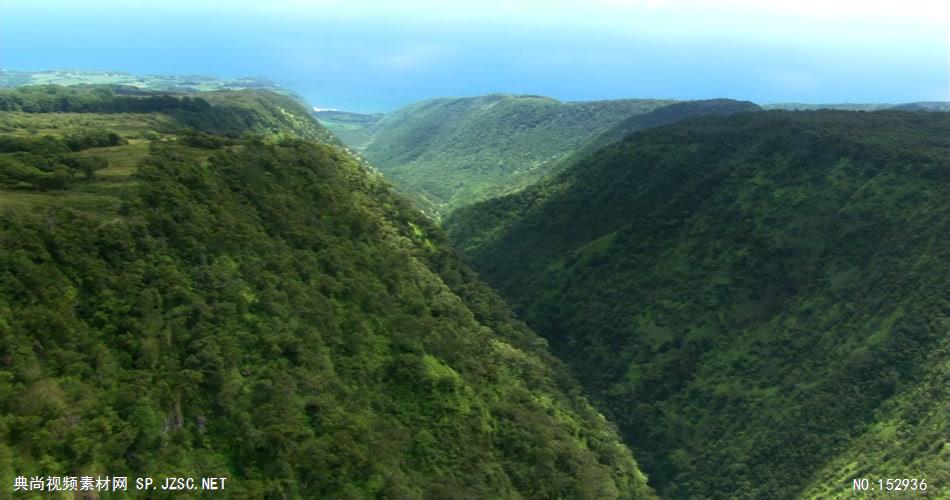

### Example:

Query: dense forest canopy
xmin=0 ymin=88 xmax=655 ymax=498
xmin=445 ymin=110 xmax=950 ymax=498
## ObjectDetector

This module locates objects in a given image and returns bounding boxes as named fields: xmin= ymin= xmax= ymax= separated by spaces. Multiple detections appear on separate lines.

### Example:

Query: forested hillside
xmin=545 ymin=99 xmax=761 ymax=182
xmin=442 ymin=99 xmax=761 ymax=262
xmin=445 ymin=110 xmax=950 ymax=498
xmin=0 ymin=87 xmax=655 ymax=498
xmin=317 ymin=94 xmax=676 ymax=216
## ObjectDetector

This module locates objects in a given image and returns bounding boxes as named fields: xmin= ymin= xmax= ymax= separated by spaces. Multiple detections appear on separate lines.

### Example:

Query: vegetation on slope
xmin=801 ymin=332 xmax=950 ymax=498
xmin=0 ymin=94 xmax=654 ymax=498
xmin=445 ymin=110 xmax=950 ymax=498
xmin=318 ymin=93 xmax=676 ymax=216
xmin=312 ymin=110 xmax=384 ymax=150
xmin=443 ymin=99 xmax=761 ymax=261
xmin=0 ymin=85 xmax=340 ymax=147
xmin=547 ymin=99 xmax=761 ymax=180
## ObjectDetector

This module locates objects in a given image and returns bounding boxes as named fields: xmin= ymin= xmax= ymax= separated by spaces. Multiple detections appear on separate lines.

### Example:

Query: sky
xmin=1 ymin=0 xmax=948 ymax=112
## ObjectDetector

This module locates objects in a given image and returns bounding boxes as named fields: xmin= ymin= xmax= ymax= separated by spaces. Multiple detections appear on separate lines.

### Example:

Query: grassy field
xmin=0 ymin=114 xmax=155 ymax=217
xmin=0 ymin=111 xmax=176 ymax=138
xmin=0 ymin=86 xmax=314 ymax=221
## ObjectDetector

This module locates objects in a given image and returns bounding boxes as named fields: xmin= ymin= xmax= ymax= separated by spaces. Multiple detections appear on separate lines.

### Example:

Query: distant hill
xmin=318 ymin=94 xmax=677 ymax=216
xmin=0 ymin=69 xmax=292 ymax=95
xmin=553 ymin=99 xmax=761 ymax=172
xmin=762 ymin=102 xmax=893 ymax=111
xmin=0 ymin=85 xmax=655 ymax=498
xmin=445 ymin=110 xmax=950 ymax=498
xmin=890 ymin=101 xmax=950 ymax=111
xmin=765 ymin=101 xmax=950 ymax=112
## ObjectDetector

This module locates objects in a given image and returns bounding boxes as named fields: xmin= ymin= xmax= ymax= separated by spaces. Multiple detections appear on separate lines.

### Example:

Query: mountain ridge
xmin=317 ymin=93 xmax=677 ymax=216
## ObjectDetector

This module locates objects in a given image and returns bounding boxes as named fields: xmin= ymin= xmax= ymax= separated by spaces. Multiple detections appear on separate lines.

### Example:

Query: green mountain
xmin=445 ymin=110 xmax=950 ymax=498
xmin=317 ymin=94 xmax=677 ymax=216
xmin=550 ymin=99 xmax=761 ymax=177
xmin=443 ymin=99 xmax=761 ymax=258
xmin=0 ymin=86 xmax=654 ymax=498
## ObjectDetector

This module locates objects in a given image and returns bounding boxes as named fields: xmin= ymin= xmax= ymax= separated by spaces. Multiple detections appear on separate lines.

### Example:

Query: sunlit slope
xmin=446 ymin=110 xmax=950 ymax=498
xmin=319 ymin=93 xmax=676 ymax=216
xmin=0 ymin=88 xmax=655 ymax=498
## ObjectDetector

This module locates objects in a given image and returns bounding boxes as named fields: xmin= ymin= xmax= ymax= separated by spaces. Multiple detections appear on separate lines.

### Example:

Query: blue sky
xmin=1 ymin=0 xmax=948 ymax=112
